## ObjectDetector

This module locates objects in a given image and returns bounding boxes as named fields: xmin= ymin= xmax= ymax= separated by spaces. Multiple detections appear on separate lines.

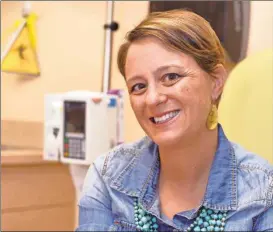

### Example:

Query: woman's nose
xmin=145 ymin=86 xmax=167 ymax=107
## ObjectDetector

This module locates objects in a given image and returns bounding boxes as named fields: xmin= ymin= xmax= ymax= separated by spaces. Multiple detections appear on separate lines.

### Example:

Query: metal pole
xmin=102 ymin=1 xmax=114 ymax=93
xmin=22 ymin=1 xmax=31 ymax=17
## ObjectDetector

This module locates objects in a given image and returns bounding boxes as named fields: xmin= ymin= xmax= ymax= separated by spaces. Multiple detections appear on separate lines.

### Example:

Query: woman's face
xmin=125 ymin=37 xmax=221 ymax=146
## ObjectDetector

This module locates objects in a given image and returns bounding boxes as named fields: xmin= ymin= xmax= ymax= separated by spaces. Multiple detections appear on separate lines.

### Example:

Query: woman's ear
xmin=211 ymin=64 xmax=227 ymax=100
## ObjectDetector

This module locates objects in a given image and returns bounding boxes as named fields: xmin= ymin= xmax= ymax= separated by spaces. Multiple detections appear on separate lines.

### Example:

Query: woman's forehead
xmin=125 ymin=38 xmax=199 ymax=78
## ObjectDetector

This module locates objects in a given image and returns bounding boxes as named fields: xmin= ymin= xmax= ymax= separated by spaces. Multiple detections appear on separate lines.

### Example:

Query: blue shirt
xmin=76 ymin=125 xmax=273 ymax=231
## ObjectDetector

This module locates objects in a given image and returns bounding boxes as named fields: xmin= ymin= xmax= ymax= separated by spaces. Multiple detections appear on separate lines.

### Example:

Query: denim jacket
xmin=76 ymin=125 xmax=273 ymax=231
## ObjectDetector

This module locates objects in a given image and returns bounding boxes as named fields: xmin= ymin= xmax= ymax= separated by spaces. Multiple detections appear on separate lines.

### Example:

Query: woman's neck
xmin=158 ymin=127 xmax=218 ymax=186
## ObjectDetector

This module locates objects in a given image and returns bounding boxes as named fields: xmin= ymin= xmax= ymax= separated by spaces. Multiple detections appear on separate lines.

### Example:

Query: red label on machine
xmin=92 ymin=98 xmax=102 ymax=104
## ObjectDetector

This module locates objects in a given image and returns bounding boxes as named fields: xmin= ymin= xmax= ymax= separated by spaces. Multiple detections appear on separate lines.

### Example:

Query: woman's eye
xmin=162 ymin=73 xmax=182 ymax=83
xmin=130 ymin=83 xmax=146 ymax=93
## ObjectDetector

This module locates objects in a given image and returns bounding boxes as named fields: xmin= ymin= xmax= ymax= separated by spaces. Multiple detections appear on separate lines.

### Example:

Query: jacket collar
xmin=110 ymin=136 xmax=158 ymax=198
xmin=110 ymin=124 xmax=238 ymax=211
xmin=202 ymin=125 xmax=237 ymax=211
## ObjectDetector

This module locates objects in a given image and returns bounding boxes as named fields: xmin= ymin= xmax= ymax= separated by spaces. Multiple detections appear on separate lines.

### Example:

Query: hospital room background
xmin=1 ymin=1 xmax=272 ymax=231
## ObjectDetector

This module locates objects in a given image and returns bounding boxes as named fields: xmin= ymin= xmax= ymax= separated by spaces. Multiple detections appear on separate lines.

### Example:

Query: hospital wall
xmin=1 ymin=1 xmax=273 ymax=143
xmin=1 ymin=1 xmax=149 ymax=145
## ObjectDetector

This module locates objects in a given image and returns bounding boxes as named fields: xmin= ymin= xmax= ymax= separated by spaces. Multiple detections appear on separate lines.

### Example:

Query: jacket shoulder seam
xmin=238 ymin=164 xmax=273 ymax=177
xmin=101 ymin=144 xmax=143 ymax=177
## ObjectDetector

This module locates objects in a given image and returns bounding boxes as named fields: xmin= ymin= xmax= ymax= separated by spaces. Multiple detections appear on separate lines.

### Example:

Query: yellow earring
xmin=206 ymin=104 xmax=218 ymax=130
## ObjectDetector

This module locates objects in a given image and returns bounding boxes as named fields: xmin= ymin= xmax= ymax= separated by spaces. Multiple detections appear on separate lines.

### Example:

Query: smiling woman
xmin=122 ymin=36 xmax=224 ymax=147
xmin=76 ymin=9 xmax=273 ymax=232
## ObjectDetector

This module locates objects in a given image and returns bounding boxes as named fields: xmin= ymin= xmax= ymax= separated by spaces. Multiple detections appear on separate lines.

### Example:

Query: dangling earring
xmin=206 ymin=104 xmax=218 ymax=130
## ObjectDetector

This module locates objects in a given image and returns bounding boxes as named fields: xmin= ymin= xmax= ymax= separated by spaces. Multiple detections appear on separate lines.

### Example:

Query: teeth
xmin=154 ymin=110 xmax=179 ymax=124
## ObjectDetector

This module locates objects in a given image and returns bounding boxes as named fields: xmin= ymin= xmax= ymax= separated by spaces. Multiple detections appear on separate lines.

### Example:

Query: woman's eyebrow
xmin=152 ymin=64 xmax=184 ymax=76
xmin=126 ymin=75 xmax=144 ymax=85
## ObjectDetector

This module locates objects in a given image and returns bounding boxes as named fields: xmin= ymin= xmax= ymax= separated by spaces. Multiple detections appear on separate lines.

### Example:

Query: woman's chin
xmin=151 ymin=131 xmax=183 ymax=147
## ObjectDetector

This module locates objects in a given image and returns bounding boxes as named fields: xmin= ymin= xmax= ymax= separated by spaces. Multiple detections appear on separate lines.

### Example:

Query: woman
xmin=77 ymin=9 xmax=273 ymax=231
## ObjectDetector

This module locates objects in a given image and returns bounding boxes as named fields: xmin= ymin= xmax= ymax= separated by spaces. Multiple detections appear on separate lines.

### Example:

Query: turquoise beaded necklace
xmin=134 ymin=198 xmax=228 ymax=232
xmin=134 ymin=198 xmax=159 ymax=231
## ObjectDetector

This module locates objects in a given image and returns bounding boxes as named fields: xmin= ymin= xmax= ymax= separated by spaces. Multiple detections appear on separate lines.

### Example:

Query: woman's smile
xmin=149 ymin=109 xmax=181 ymax=127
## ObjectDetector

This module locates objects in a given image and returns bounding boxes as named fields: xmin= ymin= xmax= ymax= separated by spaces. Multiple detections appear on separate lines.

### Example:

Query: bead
xmin=139 ymin=221 xmax=143 ymax=226
xmin=153 ymin=224 xmax=158 ymax=229
xmin=221 ymin=222 xmax=225 ymax=227
xmin=211 ymin=214 xmax=218 ymax=219
xmin=198 ymin=218 xmax=204 ymax=225
xmin=201 ymin=228 xmax=207 ymax=232
xmin=220 ymin=227 xmax=224 ymax=231
xmin=207 ymin=226 xmax=214 ymax=231
xmin=203 ymin=222 xmax=209 ymax=227
xmin=221 ymin=217 xmax=226 ymax=222
xmin=143 ymin=224 xmax=149 ymax=230
xmin=191 ymin=224 xmax=195 ymax=228
xmin=214 ymin=226 xmax=220 ymax=231
xmin=141 ymin=217 xmax=148 ymax=223
xmin=218 ymin=214 xmax=223 ymax=219
xmin=216 ymin=220 xmax=221 ymax=226
xmin=200 ymin=212 xmax=207 ymax=217
xmin=205 ymin=216 xmax=211 ymax=221
xmin=209 ymin=220 xmax=216 ymax=225
xmin=193 ymin=226 xmax=201 ymax=231
xmin=138 ymin=209 xmax=144 ymax=215
xmin=207 ymin=209 xmax=213 ymax=215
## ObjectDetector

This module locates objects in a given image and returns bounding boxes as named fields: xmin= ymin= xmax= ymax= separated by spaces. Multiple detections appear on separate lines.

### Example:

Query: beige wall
xmin=1 ymin=1 xmax=272 ymax=143
xmin=1 ymin=1 xmax=148 ymax=142
xmin=247 ymin=1 xmax=273 ymax=56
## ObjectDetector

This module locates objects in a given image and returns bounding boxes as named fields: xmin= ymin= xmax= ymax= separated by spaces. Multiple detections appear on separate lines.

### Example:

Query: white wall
xmin=247 ymin=1 xmax=273 ymax=55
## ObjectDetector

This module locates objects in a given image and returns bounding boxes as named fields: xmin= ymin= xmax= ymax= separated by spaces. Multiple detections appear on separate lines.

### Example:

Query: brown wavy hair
xmin=117 ymin=9 xmax=227 ymax=77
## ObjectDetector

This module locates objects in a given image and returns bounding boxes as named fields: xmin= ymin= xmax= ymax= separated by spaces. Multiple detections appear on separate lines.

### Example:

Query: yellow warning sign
xmin=1 ymin=14 xmax=40 ymax=76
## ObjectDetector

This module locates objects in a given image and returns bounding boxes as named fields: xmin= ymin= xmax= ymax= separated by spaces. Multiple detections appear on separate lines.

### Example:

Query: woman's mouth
xmin=150 ymin=110 xmax=180 ymax=125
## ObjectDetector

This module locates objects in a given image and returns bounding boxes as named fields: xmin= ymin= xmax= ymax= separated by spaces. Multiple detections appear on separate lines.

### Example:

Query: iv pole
xmin=102 ymin=1 xmax=119 ymax=93
xmin=22 ymin=1 xmax=31 ymax=17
